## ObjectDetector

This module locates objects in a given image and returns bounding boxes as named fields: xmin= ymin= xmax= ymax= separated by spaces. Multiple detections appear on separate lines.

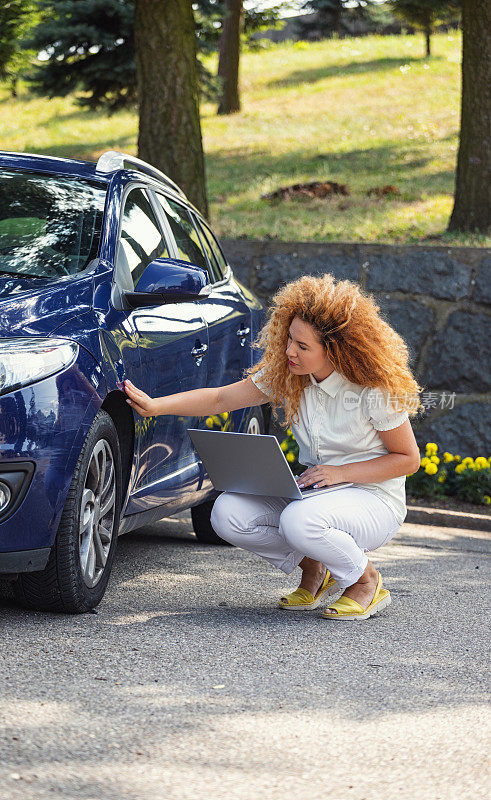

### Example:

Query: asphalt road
xmin=0 ymin=513 xmax=489 ymax=800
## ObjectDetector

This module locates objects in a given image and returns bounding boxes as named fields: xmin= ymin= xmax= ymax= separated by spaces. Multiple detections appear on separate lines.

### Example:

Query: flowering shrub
xmin=280 ymin=428 xmax=302 ymax=473
xmin=279 ymin=433 xmax=491 ymax=506
xmin=203 ymin=412 xmax=231 ymax=432
xmin=407 ymin=443 xmax=491 ymax=506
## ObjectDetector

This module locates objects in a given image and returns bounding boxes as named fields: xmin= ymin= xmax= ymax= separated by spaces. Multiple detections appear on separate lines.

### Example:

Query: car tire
xmin=14 ymin=410 xmax=122 ymax=614
xmin=191 ymin=405 xmax=267 ymax=545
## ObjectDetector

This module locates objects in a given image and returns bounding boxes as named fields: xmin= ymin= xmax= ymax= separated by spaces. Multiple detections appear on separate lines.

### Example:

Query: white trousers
xmin=210 ymin=487 xmax=401 ymax=589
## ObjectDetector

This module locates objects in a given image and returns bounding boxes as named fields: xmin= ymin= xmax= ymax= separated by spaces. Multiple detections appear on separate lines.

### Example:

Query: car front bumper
xmin=0 ymin=351 xmax=104 ymax=562
xmin=0 ymin=547 xmax=50 ymax=574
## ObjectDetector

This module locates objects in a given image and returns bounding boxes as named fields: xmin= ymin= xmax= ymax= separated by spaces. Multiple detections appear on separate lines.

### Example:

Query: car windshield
xmin=0 ymin=170 xmax=107 ymax=278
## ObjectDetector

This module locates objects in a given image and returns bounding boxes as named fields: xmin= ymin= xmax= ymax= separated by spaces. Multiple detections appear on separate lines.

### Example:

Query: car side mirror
xmin=124 ymin=258 xmax=212 ymax=308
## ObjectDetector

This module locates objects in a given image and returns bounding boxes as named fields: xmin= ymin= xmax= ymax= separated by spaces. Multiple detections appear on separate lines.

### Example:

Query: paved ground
xmin=0 ymin=514 xmax=489 ymax=800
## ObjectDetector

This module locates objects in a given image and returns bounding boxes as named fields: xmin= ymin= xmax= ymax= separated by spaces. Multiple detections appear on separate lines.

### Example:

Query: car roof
xmin=0 ymin=150 xmax=108 ymax=182
xmin=0 ymin=150 xmax=194 ymax=209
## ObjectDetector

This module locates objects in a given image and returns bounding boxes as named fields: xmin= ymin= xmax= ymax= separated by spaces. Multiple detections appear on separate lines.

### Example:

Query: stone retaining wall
xmin=222 ymin=240 xmax=491 ymax=457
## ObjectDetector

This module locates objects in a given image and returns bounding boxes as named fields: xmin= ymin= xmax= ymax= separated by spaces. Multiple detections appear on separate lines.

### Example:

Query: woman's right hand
xmin=124 ymin=379 xmax=160 ymax=417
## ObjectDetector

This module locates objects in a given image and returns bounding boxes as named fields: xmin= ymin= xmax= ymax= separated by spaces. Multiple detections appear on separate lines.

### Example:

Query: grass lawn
xmin=1 ymin=31 xmax=488 ymax=246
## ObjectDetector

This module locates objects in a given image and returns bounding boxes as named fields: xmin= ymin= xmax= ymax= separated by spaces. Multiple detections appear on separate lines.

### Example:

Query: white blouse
xmin=250 ymin=366 xmax=410 ymax=526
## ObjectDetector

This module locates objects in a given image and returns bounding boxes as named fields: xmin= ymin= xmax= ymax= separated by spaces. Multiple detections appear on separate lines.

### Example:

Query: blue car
xmin=0 ymin=149 xmax=268 ymax=613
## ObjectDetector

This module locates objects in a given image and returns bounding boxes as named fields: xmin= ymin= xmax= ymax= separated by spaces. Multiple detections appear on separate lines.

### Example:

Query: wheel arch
xmin=100 ymin=390 xmax=135 ymax=515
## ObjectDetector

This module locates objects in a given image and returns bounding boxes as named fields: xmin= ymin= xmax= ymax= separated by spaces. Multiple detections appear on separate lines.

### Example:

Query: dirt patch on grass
xmin=262 ymin=180 xmax=350 ymax=201
xmin=366 ymin=184 xmax=400 ymax=198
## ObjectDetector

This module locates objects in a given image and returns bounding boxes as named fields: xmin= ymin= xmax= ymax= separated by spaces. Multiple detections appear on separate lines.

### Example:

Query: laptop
xmin=187 ymin=429 xmax=353 ymax=500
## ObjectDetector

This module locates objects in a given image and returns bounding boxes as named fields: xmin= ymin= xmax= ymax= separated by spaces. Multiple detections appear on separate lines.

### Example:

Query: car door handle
xmin=191 ymin=343 xmax=208 ymax=366
xmin=236 ymin=326 xmax=250 ymax=346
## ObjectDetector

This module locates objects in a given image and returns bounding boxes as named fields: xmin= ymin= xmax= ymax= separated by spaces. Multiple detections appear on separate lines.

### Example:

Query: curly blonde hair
xmin=244 ymin=273 xmax=425 ymax=429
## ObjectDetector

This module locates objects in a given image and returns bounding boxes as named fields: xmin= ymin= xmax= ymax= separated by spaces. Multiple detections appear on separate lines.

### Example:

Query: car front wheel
xmin=15 ymin=410 xmax=122 ymax=613
xmin=191 ymin=405 xmax=267 ymax=545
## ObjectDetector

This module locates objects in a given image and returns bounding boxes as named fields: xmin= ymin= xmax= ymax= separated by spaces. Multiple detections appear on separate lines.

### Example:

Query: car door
xmin=115 ymin=185 xmax=209 ymax=513
xmin=152 ymin=193 xmax=252 ymax=435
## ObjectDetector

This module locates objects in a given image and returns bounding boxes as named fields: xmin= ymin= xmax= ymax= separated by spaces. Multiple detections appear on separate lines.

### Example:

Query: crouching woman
xmin=124 ymin=273 xmax=423 ymax=621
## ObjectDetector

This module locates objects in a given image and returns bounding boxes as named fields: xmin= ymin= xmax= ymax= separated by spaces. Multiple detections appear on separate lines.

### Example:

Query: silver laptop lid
xmin=187 ymin=429 xmax=351 ymax=500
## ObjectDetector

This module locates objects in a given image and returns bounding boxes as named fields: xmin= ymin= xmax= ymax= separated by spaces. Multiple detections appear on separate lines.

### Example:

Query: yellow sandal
xmin=321 ymin=571 xmax=391 ymax=620
xmin=279 ymin=570 xmax=339 ymax=611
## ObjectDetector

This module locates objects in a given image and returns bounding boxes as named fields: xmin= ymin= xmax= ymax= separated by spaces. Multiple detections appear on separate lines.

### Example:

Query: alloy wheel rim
xmin=246 ymin=415 xmax=261 ymax=435
xmin=79 ymin=438 xmax=116 ymax=588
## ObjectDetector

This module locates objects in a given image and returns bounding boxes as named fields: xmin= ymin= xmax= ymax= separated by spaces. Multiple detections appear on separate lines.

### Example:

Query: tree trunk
xmin=425 ymin=26 xmax=431 ymax=58
xmin=448 ymin=0 xmax=491 ymax=233
xmin=217 ymin=0 xmax=243 ymax=115
xmin=333 ymin=8 xmax=343 ymax=37
xmin=134 ymin=0 xmax=208 ymax=216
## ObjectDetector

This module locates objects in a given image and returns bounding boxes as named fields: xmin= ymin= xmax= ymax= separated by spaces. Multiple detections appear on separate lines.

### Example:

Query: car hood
xmin=0 ymin=274 xmax=94 ymax=339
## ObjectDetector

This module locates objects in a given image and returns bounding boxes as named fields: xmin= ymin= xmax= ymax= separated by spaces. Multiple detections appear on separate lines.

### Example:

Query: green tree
xmin=301 ymin=1 xmax=373 ymax=38
xmin=389 ymin=0 xmax=460 ymax=57
xmin=0 ymin=0 xmax=36 ymax=97
xmin=448 ymin=0 xmax=490 ymax=233
xmin=26 ymin=0 xmax=136 ymax=111
xmin=134 ymin=0 xmax=208 ymax=216
xmin=217 ymin=0 xmax=244 ymax=114
xmin=27 ymin=0 xmax=222 ymax=110
xmin=215 ymin=1 xmax=283 ymax=114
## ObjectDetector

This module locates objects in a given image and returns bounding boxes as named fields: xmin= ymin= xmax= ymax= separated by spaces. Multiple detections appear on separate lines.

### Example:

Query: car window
xmin=198 ymin=219 xmax=228 ymax=278
xmin=0 ymin=170 xmax=106 ymax=278
xmin=155 ymin=194 xmax=208 ymax=273
xmin=118 ymin=188 xmax=170 ymax=289
xmin=191 ymin=214 xmax=222 ymax=283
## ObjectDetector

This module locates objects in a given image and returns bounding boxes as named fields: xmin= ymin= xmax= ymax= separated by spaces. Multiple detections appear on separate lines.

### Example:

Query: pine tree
xmin=388 ymin=1 xmax=460 ymax=57
xmin=301 ymin=1 xmax=373 ymax=38
xmin=26 ymin=0 xmax=136 ymax=111
xmin=27 ymin=0 xmax=228 ymax=110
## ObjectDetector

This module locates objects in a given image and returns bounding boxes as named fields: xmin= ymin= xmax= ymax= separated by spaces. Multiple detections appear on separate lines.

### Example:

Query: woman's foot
xmin=279 ymin=559 xmax=337 ymax=610
xmin=322 ymin=568 xmax=390 ymax=620
xmin=341 ymin=560 xmax=379 ymax=610
xmin=297 ymin=557 xmax=327 ymax=597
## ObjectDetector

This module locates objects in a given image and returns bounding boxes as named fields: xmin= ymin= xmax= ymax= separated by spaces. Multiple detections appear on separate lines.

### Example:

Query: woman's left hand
xmin=296 ymin=464 xmax=345 ymax=488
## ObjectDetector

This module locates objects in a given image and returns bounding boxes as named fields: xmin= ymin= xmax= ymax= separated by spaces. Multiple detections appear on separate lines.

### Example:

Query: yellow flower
xmin=420 ymin=457 xmax=430 ymax=467
xmin=425 ymin=442 xmax=438 ymax=455
xmin=430 ymin=455 xmax=440 ymax=464
xmin=443 ymin=452 xmax=454 ymax=462
xmin=438 ymin=474 xmax=446 ymax=483
xmin=286 ymin=452 xmax=295 ymax=463
xmin=425 ymin=463 xmax=438 ymax=475
xmin=462 ymin=457 xmax=474 ymax=466
xmin=222 ymin=412 xmax=229 ymax=420
xmin=206 ymin=417 xmax=214 ymax=428
xmin=454 ymin=454 xmax=461 ymax=462
xmin=287 ymin=428 xmax=293 ymax=436
xmin=455 ymin=463 xmax=466 ymax=474
xmin=483 ymin=495 xmax=491 ymax=505
xmin=281 ymin=440 xmax=288 ymax=451
xmin=474 ymin=457 xmax=488 ymax=468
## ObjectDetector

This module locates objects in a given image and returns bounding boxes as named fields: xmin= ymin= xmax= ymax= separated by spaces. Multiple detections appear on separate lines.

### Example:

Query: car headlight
xmin=0 ymin=338 xmax=79 ymax=396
